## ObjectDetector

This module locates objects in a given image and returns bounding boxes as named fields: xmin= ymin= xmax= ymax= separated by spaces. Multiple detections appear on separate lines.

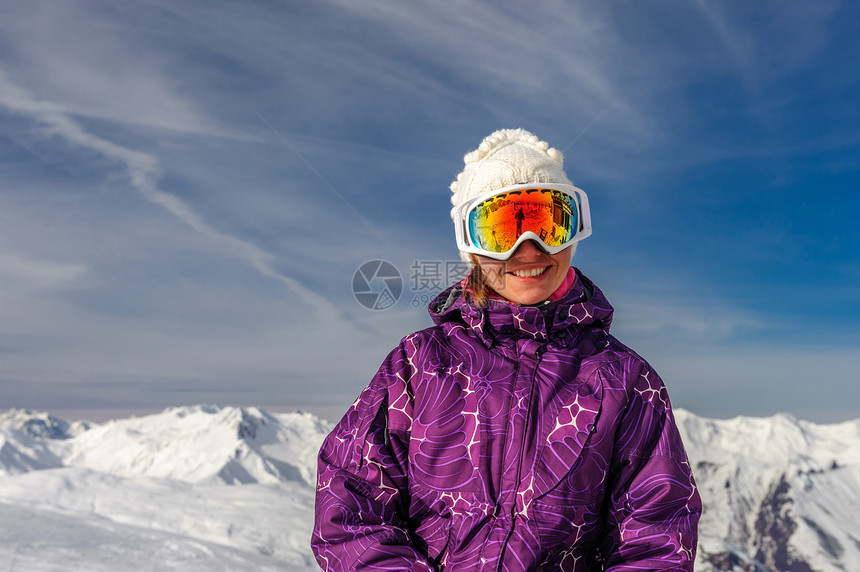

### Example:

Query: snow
xmin=1 ymin=405 xmax=858 ymax=571
xmin=0 ymin=406 xmax=329 ymax=571
xmin=676 ymin=410 xmax=860 ymax=571
xmin=2 ymin=502 xmax=289 ymax=572
xmin=55 ymin=405 xmax=325 ymax=485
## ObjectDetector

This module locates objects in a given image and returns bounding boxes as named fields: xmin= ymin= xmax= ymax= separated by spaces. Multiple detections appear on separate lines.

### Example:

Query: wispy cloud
xmin=692 ymin=0 xmax=841 ymax=98
xmin=612 ymin=295 xmax=766 ymax=340
xmin=320 ymin=1 xmax=638 ymax=123
xmin=0 ymin=67 xmax=337 ymax=320
xmin=0 ymin=0 xmax=856 ymax=423
xmin=660 ymin=345 xmax=860 ymax=423
xmin=0 ymin=1 xmax=256 ymax=139
xmin=692 ymin=0 xmax=759 ymax=91
xmin=0 ymin=252 xmax=87 ymax=288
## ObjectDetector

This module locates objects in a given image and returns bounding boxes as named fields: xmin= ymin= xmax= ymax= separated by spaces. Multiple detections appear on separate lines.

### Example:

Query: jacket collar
xmin=428 ymin=268 xmax=614 ymax=348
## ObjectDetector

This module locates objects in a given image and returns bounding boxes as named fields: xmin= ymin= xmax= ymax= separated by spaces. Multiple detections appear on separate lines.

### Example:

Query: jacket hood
xmin=428 ymin=268 xmax=614 ymax=348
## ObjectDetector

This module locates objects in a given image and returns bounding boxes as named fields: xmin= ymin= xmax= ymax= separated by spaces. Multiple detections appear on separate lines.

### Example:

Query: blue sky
xmin=1 ymin=0 xmax=858 ymax=423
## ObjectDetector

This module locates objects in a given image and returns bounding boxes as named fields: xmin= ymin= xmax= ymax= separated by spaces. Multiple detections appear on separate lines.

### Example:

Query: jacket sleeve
xmin=311 ymin=343 xmax=435 ymax=572
xmin=599 ymin=360 xmax=702 ymax=571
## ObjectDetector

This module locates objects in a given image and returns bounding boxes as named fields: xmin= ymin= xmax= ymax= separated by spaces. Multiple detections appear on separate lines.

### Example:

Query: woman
xmin=312 ymin=129 xmax=701 ymax=571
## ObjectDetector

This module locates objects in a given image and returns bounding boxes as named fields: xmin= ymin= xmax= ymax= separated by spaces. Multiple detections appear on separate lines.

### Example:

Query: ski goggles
xmin=453 ymin=183 xmax=592 ymax=261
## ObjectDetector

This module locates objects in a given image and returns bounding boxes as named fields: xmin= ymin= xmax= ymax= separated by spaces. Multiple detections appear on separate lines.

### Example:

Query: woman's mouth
xmin=509 ymin=266 xmax=548 ymax=278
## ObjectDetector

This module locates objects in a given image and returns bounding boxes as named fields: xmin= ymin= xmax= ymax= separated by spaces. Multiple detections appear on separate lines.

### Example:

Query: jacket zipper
xmin=496 ymin=341 xmax=542 ymax=570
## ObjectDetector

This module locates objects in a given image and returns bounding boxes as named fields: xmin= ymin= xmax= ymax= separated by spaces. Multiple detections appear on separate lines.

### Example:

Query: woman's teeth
xmin=511 ymin=267 xmax=546 ymax=278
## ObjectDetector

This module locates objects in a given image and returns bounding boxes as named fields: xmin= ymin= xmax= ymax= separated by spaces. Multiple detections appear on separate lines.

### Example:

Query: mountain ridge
xmin=1 ymin=405 xmax=858 ymax=571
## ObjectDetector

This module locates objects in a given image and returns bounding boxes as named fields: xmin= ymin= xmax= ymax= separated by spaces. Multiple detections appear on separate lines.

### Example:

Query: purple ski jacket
xmin=313 ymin=270 xmax=701 ymax=571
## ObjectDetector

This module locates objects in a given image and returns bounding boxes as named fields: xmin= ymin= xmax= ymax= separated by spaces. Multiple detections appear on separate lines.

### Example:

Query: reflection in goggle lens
xmin=467 ymin=189 xmax=578 ymax=254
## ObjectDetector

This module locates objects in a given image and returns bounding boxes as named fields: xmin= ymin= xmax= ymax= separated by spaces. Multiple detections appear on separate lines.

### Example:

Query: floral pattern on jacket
xmin=312 ymin=270 xmax=701 ymax=571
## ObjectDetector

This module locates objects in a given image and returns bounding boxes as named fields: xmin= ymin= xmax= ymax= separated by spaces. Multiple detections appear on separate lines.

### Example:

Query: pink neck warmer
xmin=548 ymin=267 xmax=578 ymax=301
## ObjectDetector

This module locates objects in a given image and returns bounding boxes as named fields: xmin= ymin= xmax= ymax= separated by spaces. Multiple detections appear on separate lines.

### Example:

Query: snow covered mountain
xmin=0 ymin=405 xmax=331 ymax=571
xmin=1 ymin=405 xmax=858 ymax=571
xmin=676 ymin=410 xmax=860 ymax=572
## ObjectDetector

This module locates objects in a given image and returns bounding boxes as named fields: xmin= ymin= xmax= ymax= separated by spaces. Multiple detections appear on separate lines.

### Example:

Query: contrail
xmin=253 ymin=111 xmax=386 ymax=242
xmin=562 ymin=107 xmax=608 ymax=155
xmin=0 ymin=67 xmax=339 ymax=320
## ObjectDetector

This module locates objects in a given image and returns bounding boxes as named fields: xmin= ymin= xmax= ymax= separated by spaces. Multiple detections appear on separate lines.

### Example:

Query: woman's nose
xmin=512 ymin=240 xmax=543 ymax=259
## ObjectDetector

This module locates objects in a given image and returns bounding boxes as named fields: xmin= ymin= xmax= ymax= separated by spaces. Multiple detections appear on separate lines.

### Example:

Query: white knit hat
xmin=450 ymin=128 xmax=574 ymax=261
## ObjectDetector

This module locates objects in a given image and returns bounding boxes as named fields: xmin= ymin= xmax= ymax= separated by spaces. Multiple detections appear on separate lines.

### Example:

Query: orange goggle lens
xmin=466 ymin=188 xmax=578 ymax=254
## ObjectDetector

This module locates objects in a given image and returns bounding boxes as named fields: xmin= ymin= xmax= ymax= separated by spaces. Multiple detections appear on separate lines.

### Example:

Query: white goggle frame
xmin=453 ymin=183 xmax=592 ymax=261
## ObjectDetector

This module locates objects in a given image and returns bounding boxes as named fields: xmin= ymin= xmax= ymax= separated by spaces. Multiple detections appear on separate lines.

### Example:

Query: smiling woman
xmin=312 ymin=129 xmax=701 ymax=571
